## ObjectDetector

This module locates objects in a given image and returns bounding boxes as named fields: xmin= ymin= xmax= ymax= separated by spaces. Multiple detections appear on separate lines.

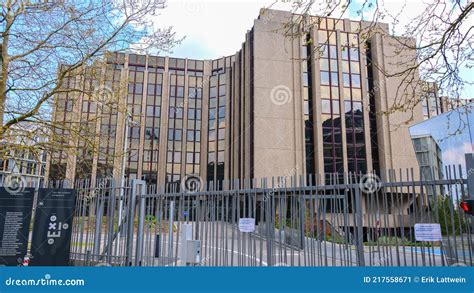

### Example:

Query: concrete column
xmin=359 ymin=35 xmax=373 ymax=173
xmin=199 ymin=60 xmax=211 ymax=182
xmin=157 ymin=61 xmax=170 ymax=187
xmin=310 ymin=27 xmax=325 ymax=178
xmin=136 ymin=55 xmax=149 ymax=180
xmin=112 ymin=55 xmax=129 ymax=183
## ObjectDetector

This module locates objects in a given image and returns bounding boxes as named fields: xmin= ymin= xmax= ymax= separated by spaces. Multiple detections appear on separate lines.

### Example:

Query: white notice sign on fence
xmin=238 ymin=218 xmax=255 ymax=233
xmin=414 ymin=223 xmax=442 ymax=241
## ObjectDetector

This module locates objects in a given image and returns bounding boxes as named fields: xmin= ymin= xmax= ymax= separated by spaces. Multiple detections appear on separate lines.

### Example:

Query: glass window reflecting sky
xmin=410 ymin=104 xmax=474 ymax=174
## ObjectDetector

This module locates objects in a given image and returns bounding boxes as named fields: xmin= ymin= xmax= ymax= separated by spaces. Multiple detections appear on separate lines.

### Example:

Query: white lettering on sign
xmin=414 ymin=223 xmax=442 ymax=241
xmin=238 ymin=218 xmax=255 ymax=233
xmin=46 ymin=215 xmax=69 ymax=245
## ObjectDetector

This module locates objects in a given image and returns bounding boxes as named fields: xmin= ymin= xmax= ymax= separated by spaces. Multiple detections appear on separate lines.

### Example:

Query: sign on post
xmin=238 ymin=218 xmax=255 ymax=233
xmin=0 ymin=187 xmax=35 ymax=266
xmin=414 ymin=223 xmax=442 ymax=241
xmin=30 ymin=188 xmax=76 ymax=266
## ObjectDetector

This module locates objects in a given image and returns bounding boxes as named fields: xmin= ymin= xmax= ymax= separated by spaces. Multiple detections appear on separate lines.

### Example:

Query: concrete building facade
xmin=48 ymin=9 xmax=425 ymax=186
xmin=421 ymin=81 xmax=474 ymax=120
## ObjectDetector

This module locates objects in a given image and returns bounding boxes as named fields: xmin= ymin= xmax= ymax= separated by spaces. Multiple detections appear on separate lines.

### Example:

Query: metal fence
xmin=69 ymin=166 xmax=473 ymax=267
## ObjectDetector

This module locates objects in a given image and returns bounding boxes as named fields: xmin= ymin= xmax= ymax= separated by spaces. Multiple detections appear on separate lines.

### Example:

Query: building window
xmin=350 ymin=48 xmax=359 ymax=61
xmin=351 ymin=74 xmax=361 ymax=88
xmin=343 ymin=73 xmax=350 ymax=87
xmin=322 ymin=99 xmax=331 ymax=114
xmin=320 ymin=71 xmax=330 ymax=85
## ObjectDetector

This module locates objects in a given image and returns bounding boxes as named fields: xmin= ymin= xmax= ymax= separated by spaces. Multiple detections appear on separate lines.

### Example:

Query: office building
xmin=47 ymin=9 xmax=426 ymax=186
xmin=412 ymin=134 xmax=443 ymax=197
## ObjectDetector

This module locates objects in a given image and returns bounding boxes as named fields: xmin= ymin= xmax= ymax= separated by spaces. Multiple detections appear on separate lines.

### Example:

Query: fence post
xmin=125 ymin=179 xmax=137 ymax=266
xmin=354 ymin=186 xmax=366 ymax=266
xmin=168 ymin=200 xmax=175 ymax=262
xmin=93 ymin=189 xmax=104 ymax=259
xmin=105 ymin=179 xmax=116 ymax=263
xmin=265 ymin=186 xmax=273 ymax=267
xmin=135 ymin=180 xmax=146 ymax=266
xmin=298 ymin=195 xmax=305 ymax=250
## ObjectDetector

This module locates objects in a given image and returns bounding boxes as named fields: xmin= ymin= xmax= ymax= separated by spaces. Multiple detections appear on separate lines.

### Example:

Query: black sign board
xmin=0 ymin=187 xmax=35 ymax=266
xmin=30 ymin=188 xmax=76 ymax=266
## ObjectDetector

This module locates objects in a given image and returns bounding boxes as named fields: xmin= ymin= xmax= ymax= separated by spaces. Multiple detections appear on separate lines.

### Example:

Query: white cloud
xmin=147 ymin=0 xmax=450 ymax=58
xmin=138 ymin=0 xmax=472 ymax=98
xmin=147 ymin=0 xmax=294 ymax=59
xmin=373 ymin=0 xmax=427 ymax=34
xmin=443 ymin=141 xmax=473 ymax=166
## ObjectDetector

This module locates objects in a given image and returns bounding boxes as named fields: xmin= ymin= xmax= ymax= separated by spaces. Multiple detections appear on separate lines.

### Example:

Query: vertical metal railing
xmin=67 ymin=165 xmax=473 ymax=267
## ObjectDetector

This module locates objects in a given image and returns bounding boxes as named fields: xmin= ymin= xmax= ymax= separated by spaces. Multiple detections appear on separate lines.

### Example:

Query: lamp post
xmin=117 ymin=110 xmax=137 ymax=239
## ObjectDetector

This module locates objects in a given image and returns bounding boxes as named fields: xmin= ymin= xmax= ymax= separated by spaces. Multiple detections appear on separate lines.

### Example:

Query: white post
xmin=117 ymin=113 xmax=131 ymax=239
xmin=168 ymin=200 xmax=175 ymax=261
xmin=178 ymin=223 xmax=193 ymax=266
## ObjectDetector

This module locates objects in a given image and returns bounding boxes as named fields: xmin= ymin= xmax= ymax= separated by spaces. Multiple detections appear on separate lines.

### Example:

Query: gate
xmin=70 ymin=166 xmax=473 ymax=267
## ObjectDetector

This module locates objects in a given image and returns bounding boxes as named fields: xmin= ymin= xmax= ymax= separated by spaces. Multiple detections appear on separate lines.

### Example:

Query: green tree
xmin=436 ymin=195 xmax=467 ymax=235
